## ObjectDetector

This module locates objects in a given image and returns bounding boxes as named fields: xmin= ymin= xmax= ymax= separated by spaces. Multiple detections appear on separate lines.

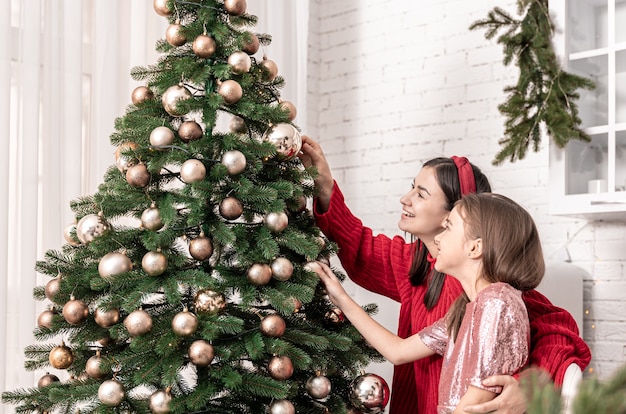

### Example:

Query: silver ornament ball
xmin=349 ymin=373 xmax=390 ymax=414
xmin=94 ymin=307 xmax=121 ymax=328
xmin=178 ymin=120 xmax=203 ymax=142
xmin=37 ymin=309 xmax=55 ymax=329
xmin=150 ymin=126 xmax=175 ymax=148
xmin=180 ymin=159 xmax=206 ymax=183
xmin=62 ymin=298 xmax=89 ymax=325
xmin=192 ymin=34 xmax=216 ymax=58
xmin=271 ymin=257 xmax=294 ymax=282
xmin=247 ymin=263 xmax=272 ymax=286
xmin=306 ymin=374 xmax=332 ymax=400
xmin=221 ymin=150 xmax=247 ymax=175
xmin=194 ymin=289 xmax=226 ymax=315
xmin=264 ymin=211 xmax=289 ymax=232
xmin=126 ymin=163 xmax=151 ymax=188
xmin=124 ymin=309 xmax=153 ymax=337
xmin=218 ymin=80 xmax=243 ymax=105
xmin=262 ymin=123 xmax=302 ymax=160
xmin=267 ymin=355 xmax=294 ymax=380
xmin=142 ymin=250 xmax=168 ymax=276
xmin=188 ymin=339 xmax=215 ymax=367
xmin=45 ymin=277 xmax=61 ymax=301
xmin=76 ymin=213 xmax=109 ymax=244
xmin=141 ymin=204 xmax=164 ymax=231
xmin=260 ymin=314 xmax=286 ymax=338
xmin=219 ymin=197 xmax=243 ymax=220
xmin=189 ymin=235 xmax=214 ymax=261
xmin=149 ymin=389 xmax=172 ymax=414
xmin=98 ymin=252 xmax=133 ymax=280
xmin=165 ymin=22 xmax=187 ymax=47
xmin=162 ymin=84 xmax=192 ymax=116
xmin=98 ymin=379 xmax=125 ymax=407
xmin=172 ymin=309 xmax=198 ymax=337
xmin=63 ymin=223 xmax=80 ymax=246
xmin=269 ymin=400 xmax=295 ymax=414
xmin=85 ymin=354 xmax=108 ymax=379
xmin=228 ymin=51 xmax=252 ymax=74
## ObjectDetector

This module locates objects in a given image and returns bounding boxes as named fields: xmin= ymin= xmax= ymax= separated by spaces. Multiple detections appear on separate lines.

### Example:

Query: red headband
xmin=451 ymin=156 xmax=476 ymax=195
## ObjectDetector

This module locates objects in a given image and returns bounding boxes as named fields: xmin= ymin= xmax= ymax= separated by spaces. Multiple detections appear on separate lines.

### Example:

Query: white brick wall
xmin=308 ymin=0 xmax=626 ymax=383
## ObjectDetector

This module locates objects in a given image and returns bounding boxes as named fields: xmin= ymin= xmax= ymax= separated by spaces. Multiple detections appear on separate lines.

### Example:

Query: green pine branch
xmin=470 ymin=0 xmax=595 ymax=165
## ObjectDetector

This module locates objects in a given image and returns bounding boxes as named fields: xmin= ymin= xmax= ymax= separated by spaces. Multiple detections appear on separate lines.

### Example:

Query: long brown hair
xmin=446 ymin=193 xmax=545 ymax=340
xmin=408 ymin=158 xmax=491 ymax=309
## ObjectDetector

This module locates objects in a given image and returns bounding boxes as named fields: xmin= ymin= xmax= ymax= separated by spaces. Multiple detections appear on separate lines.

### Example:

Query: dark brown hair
xmin=408 ymin=158 xmax=491 ymax=309
xmin=446 ymin=193 xmax=545 ymax=340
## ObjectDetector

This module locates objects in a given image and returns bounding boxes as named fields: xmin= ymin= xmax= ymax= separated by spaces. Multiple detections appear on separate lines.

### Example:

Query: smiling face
xmin=398 ymin=166 xmax=450 ymax=243
xmin=433 ymin=206 xmax=477 ymax=279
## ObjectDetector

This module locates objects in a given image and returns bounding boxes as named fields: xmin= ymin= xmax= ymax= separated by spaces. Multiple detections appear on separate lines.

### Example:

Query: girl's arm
xmin=453 ymin=386 xmax=496 ymax=414
xmin=312 ymin=262 xmax=435 ymax=365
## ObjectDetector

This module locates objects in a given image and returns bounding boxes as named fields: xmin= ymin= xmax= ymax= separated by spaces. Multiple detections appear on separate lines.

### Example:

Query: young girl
xmin=311 ymin=193 xmax=545 ymax=414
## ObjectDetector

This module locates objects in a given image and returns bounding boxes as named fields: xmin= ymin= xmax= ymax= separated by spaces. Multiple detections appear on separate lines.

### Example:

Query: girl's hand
xmin=307 ymin=261 xmax=349 ymax=307
xmin=298 ymin=136 xmax=334 ymax=212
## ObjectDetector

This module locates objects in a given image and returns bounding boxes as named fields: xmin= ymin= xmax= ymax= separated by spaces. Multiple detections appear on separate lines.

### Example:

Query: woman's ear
xmin=468 ymin=238 xmax=483 ymax=259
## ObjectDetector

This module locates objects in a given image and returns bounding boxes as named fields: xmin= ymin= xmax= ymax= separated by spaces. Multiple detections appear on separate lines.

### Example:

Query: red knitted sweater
xmin=314 ymin=182 xmax=591 ymax=414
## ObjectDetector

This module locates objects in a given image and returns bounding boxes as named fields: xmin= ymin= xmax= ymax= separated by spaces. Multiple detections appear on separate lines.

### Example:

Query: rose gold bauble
xmin=38 ymin=373 xmax=60 ymax=388
xmin=264 ymin=212 xmax=288 ymax=233
xmin=98 ymin=379 xmax=125 ymax=407
xmin=325 ymin=307 xmax=345 ymax=326
xmin=63 ymin=223 xmax=80 ymax=246
xmin=172 ymin=309 xmax=198 ymax=337
xmin=229 ymin=115 xmax=247 ymax=133
xmin=162 ymin=84 xmax=192 ymax=116
xmin=219 ymin=197 xmax=243 ymax=220
xmin=45 ymin=277 xmax=61 ymax=301
xmin=262 ymin=123 xmax=302 ymax=160
xmin=178 ymin=121 xmax=203 ymax=142
xmin=218 ymin=80 xmax=243 ymax=105
xmin=260 ymin=314 xmax=286 ymax=338
xmin=180 ymin=159 xmax=206 ymax=183
xmin=271 ymin=257 xmax=294 ymax=282
xmin=306 ymin=374 xmax=332 ymax=400
xmin=189 ymin=234 xmax=213 ymax=261
xmin=115 ymin=142 xmax=139 ymax=173
xmin=268 ymin=355 xmax=294 ymax=380
xmin=98 ymin=251 xmax=133 ymax=280
xmin=188 ymin=339 xmax=214 ymax=366
xmin=247 ymin=263 xmax=272 ymax=286
xmin=124 ymin=309 xmax=153 ymax=337
xmin=76 ymin=213 xmax=109 ymax=245
xmin=242 ymin=32 xmax=260 ymax=55
xmin=85 ymin=353 xmax=108 ymax=379
xmin=192 ymin=34 xmax=217 ymax=58
xmin=94 ymin=307 xmax=121 ymax=328
xmin=269 ymin=399 xmax=295 ymax=414
xmin=142 ymin=250 xmax=168 ymax=276
xmin=260 ymin=57 xmax=278 ymax=81
xmin=228 ymin=51 xmax=252 ymax=74
xmin=279 ymin=101 xmax=297 ymax=121
xmin=62 ymin=297 xmax=89 ymax=325
xmin=149 ymin=388 xmax=172 ymax=414
xmin=165 ymin=22 xmax=187 ymax=47
xmin=349 ymin=373 xmax=390 ymax=413
xmin=153 ymin=0 xmax=173 ymax=16
xmin=221 ymin=150 xmax=246 ymax=175
xmin=49 ymin=344 xmax=74 ymax=369
xmin=126 ymin=163 xmax=151 ymax=188
xmin=131 ymin=86 xmax=154 ymax=105
xmin=141 ymin=203 xmax=164 ymax=231
xmin=194 ymin=289 xmax=226 ymax=315
xmin=291 ymin=297 xmax=303 ymax=313
xmin=224 ymin=0 xmax=247 ymax=15
xmin=150 ymin=126 xmax=175 ymax=148
xmin=37 ymin=309 xmax=55 ymax=329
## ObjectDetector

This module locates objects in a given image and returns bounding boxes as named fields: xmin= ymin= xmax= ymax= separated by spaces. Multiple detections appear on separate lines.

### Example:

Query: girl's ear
xmin=468 ymin=238 xmax=483 ymax=259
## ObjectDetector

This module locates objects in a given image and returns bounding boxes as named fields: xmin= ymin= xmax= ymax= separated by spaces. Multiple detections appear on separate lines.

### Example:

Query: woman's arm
xmin=312 ymin=262 xmax=435 ymax=365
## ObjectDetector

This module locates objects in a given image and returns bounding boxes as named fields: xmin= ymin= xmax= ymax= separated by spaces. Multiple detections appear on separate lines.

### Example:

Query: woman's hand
xmin=307 ymin=261 xmax=350 ymax=307
xmin=298 ymin=136 xmax=334 ymax=212
xmin=463 ymin=375 xmax=527 ymax=414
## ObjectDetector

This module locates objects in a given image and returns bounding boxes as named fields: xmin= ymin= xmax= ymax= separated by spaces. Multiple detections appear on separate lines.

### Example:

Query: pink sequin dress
xmin=418 ymin=282 xmax=530 ymax=414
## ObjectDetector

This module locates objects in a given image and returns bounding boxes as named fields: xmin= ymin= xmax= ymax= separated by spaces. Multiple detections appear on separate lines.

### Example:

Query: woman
xmin=298 ymin=136 xmax=591 ymax=414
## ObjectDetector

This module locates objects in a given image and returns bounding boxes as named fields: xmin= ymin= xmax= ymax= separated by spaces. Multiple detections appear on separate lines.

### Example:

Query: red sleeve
xmin=523 ymin=290 xmax=591 ymax=385
xmin=313 ymin=181 xmax=415 ymax=303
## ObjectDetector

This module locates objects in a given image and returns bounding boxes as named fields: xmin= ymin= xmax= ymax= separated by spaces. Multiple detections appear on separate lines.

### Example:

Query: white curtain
xmin=0 ymin=1 xmax=308 ymax=410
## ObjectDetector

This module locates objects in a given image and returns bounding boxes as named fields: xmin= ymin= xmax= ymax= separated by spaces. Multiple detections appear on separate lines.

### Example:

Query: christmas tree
xmin=2 ymin=1 xmax=386 ymax=413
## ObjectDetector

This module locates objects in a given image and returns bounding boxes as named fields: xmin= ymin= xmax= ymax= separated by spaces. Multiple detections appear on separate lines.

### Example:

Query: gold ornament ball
xmin=45 ymin=277 xmax=61 ymax=301
xmin=49 ymin=344 xmax=74 ymax=369
xmin=142 ymin=250 xmax=168 ymax=276
xmin=221 ymin=150 xmax=247 ymax=175
xmin=262 ymin=123 xmax=302 ymax=160
xmin=153 ymin=0 xmax=173 ymax=16
xmin=219 ymin=197 xmax=243 ymax=220
xmin=76 ymin=213 xmax=109 ymax=245
xmin=94 ymin=307 xmax=121 ymax=328
xmin=189 ymin=235 xmax=214 ymax=261
xmin=228 ymin=51 xmax=252 ymax=74
xmin=178 ymin=120 xmax=203 ymax=142
xmin=131 ymin=85 xmax=154 ymax=105
xmin=165 ymin=22 xmax=186 ymax=47
xmin=141 ymin=204 xmax=164 ymax=231
xmin=229 ymin=115 xmax=247 ymax=133
xmin=38 ymin=373 xmax=60 ymax=388
xmin=98 ymin=251 xmax=133 ymax=280
xmin=218 ymin=80 xmax=243 ymax=105
xmin=37 ymin=309 xmax=55 ymax=329
xmin=271 ymin=257 xmax=294 ymax=282
xmin=268 ymin=355 xmax=294 ymax=380
xmin=242 ymin=32 xmax=260 ymax=55
xmin=124 ymin=309 xmax=153 ymax=337
xmin=126 ymin=163 xmax=151 ymax=188
xmin=98 ymin=379 xmax=125 ymax=407
xmin=188 ymin=339 xmax=215 ymax=366
xmin=306 ymin=374 xmax=332 ymax=400
xmin=63 ymin=223 xmax=80 ymax=246
xmin=162 ymin=84 xmax=192 ymax=116
xmin=62 ymin=298 xmax=89 ymax=325
xmin=194 ymin=289 xmax=226 ymax=315
xmin=192 ymin=34 xmax=216 ymax=58
xmin=150 ymin=126 xmax=175 ymax=148
xmin=85 ymin=354 xmax=108 ymax=379
xmin=149 ymin=389 xmax=172 ymax=414
xmin=269 ymin=400 xmax=295 ymax=414
xmin=247 ymin=263 xmax=272 ymax=286
xmin=172 ymin=309 xmax=198 ymax=337
xmin=260 ymin=58 xmax=279 ymax=81
xmin=115 ymin=142 xmax=139 ymax=173
xmin=264 ymin=211 xmax=289 ymax=233
xmin=349 ymin=373 xmax=390 ymax=414
xmin=279 ymin=101 xmax=297 ymax=121
xmin=180 ymin=159 xmax=206 ymax=183
xmin=260 ymin=314 xmax=286 ymax=338
xmin=224 ymin=0 xmax=247 ymax=15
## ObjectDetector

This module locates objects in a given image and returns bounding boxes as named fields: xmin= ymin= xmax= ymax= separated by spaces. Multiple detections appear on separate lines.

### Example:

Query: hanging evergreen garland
xmin=470 ymin=0 xmax=596 ymax=165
